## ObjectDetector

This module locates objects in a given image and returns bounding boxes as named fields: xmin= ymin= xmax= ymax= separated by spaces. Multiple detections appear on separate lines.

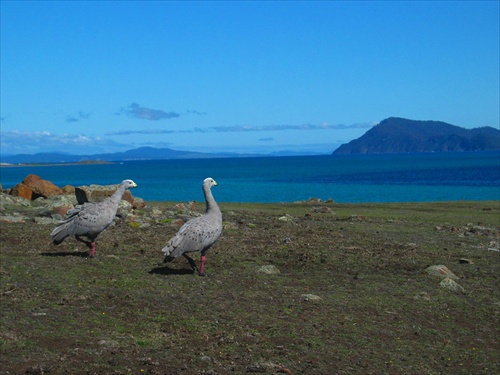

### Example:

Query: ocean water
xmin=1 ymin=151 xmax=499 ymax=203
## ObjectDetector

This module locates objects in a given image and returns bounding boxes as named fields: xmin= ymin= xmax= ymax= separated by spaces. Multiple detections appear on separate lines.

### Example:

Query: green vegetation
xmin=1 ymin=201 xmax=499 ymax=374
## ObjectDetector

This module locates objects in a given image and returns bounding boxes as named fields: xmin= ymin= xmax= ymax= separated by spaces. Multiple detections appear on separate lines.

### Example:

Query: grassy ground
xmin=1 ymin=201 xmax=499 ymax=374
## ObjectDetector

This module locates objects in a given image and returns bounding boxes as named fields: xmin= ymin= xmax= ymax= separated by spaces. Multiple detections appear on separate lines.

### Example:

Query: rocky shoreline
xmin=0 ymin=174 xmax=197 ymax=228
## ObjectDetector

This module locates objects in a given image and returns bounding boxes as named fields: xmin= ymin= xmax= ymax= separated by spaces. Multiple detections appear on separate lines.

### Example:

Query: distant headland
xmin=0 ymin=160 xmax=114 ymax=167
xmin=333 ymin=117 xmax=500 ymax=154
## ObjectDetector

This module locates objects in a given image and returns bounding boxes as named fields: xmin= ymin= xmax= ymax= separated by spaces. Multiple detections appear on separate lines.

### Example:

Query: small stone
xmin=257 ymin=265 xmax=281 ymax=275
xmin=0 ymin=215 xmax=28 ymax=223
xmin=425 ymin=265 xmax=459 ymax=280
xmin=439 ymin=277 xmax=465 ymax=293
xmin=300 ymin=293 xmax=322 ymax=302
xmin=33 ymin=217 xmax=58 ymax=225
xmin=311 ymin=206 xmax=333 ymax=214
xmin=150 ymin=208 xmax=162 ymax=218
xmin=414 ymin=292 xmax=431 ymax=301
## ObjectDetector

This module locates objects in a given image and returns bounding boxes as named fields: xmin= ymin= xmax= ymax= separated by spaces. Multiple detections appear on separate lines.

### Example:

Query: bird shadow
xmin=148 ymin=265 xmax=195 ymax=276
xmin=41 ymin=251 xmax=91 ymax=258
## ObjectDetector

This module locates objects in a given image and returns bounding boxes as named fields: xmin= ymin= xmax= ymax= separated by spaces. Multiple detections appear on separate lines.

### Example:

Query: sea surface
xmin=1 ymin=151 xmax=499 ymax=203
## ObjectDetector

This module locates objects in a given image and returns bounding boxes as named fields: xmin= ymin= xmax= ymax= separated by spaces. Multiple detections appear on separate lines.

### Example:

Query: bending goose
xmin=162 ymin=177 xmax=222 ymax=276
xmin=50 ymin=179 xmax=138 ymax=257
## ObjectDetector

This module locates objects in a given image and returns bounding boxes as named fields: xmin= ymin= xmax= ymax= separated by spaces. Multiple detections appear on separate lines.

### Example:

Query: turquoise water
xmin=1 ymin=151 xmax=499 ymax=203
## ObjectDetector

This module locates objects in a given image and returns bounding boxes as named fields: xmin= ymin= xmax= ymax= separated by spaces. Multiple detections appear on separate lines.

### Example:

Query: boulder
xmin=10 ymin=183 xmax=33 ymax=200
xmin=0 ymin=194 xmax=32 ymax=208
xmin=62 ymin=185 xmax=75 ymax=195
xmin=22 ymin=174 xmax=63 ymax=198
xmin=32 ymin=194 xmax=78 ymax=217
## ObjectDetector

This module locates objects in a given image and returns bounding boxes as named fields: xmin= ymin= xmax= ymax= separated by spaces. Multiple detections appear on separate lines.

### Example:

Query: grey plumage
xmin=162 ymin=177 xmax=222 ymax=276
xmin=50 ymin=179 xmax=137 ymax=257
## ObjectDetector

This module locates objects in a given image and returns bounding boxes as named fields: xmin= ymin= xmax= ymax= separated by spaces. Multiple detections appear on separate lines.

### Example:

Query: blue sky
xmin=1 ymin=1 xmax=498 ymax=156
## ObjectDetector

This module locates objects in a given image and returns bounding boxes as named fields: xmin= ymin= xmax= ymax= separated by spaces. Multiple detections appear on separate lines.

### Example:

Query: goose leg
xmin=183 ymin=254 xmax=199 ymax=273
xmin=199 ymin=255 xmax=207 ymax=276
xmin=75 ymin=236 xmax=95 ymax=257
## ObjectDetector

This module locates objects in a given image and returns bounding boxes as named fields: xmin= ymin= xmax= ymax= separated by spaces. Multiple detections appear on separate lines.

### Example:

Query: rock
xmin=62 ymin=185 xmax=75 ymax=195
xmin=278 ymin=214 xmax=294 ymax=222
xmin=134 ymin=197 xmax=146 ymax=209
xmin=425 ymin=265 xmax=459 ymax=280
xmin=9 ymin=183 xmax=34 ymax=200
xmin=0 ymin=194 xmax=32 ymax=208
xmin=33 ymin=217 xmax=58 ymax=225
xmin=51 ymin=213 xmax=63 ymax=221
xmin=246 ymin=362 xmax=282 ymax=373
xmin=32 ymin=194 xmax=78 ymax=217
xmin=169 ymin=219 xmax=186 ymax=227
xmin=300 ymin=293 xmax=322 ymax=302
xmin=75 ymin=184 xmax=114 ymax=204
xmin=0 ymin=177 xmax=146 ymax=225
xmin=459 ymin=258 xmax=473 ymax=264
xmin=311 ymin=206 xmax=333 ymax=214
xmin=439 ymin=277 xmax=465 ymax=293
xmin=117 ymin=200 xmax=134 ymax=217
xmin=257 ymin=265 xmax=281 ymax=275
xmin=150 ymin=208 xmax=163 ymax=218
xmin=307 ymin=198 xmax=323 ymax=203
xmin=223 ymin=222 xmax=238 ymax=230
xmin=414 ymin=292 xmax=431 ymax=301
xmin=22 ymin=174 xmax=63 ymax=198
xmin=0 ymin=215 xmax=28 ymax=223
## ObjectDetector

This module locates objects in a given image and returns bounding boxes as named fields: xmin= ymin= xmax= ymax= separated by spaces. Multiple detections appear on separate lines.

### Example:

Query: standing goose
xmin=50 ymin=179 xmax=138 ymax=257
xmin=162 ymin=177 xmax=222 ymax=276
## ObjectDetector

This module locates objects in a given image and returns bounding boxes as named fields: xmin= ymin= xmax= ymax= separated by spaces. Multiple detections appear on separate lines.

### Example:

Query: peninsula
xmin=334 ymin=117 xmax=500 ymax=154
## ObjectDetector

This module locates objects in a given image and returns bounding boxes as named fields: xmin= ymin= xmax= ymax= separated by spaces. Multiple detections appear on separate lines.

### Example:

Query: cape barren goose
xmin=50 ymin=179 xmax=138 ymax=257
xmin=162 ymin=177 xmax=222 ymax=276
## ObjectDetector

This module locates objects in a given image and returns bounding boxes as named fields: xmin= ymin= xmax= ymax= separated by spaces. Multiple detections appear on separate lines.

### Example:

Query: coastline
xmin=0 ymin=160 xmax=115 ymax=167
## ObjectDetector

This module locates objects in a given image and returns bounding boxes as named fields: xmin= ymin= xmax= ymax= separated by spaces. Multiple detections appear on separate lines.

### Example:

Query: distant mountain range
xmin=333 ymin=117 xmax=500 ymax=154
xmin=0 ymin=146 xmax=330 ymax=164
xmin=0 ymin=147 xmax=240 ymax=164
xmin=2 ymin=117 xmax=499 ymax=164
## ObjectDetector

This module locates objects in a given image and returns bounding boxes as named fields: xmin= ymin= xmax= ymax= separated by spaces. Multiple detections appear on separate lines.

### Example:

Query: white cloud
xmin=0 ymin=130 xmax=130 ymax=155
xmin=106 ymin=122 xmax=374 ymax=136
